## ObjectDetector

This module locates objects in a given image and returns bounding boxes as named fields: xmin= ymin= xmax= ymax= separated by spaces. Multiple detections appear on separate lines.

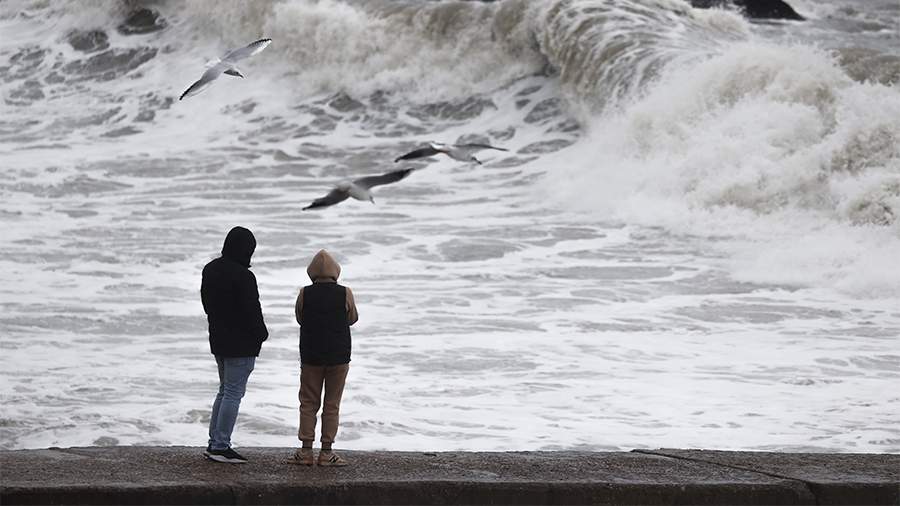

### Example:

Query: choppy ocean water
xmin=1 ymin=0 xmax=898 ymax=452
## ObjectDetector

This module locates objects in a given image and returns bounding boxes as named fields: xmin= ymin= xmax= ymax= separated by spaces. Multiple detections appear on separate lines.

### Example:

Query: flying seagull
xmin=180 ymin=38 xmax=272 ymax=100
xmin=394 ymin=141 xmax=508 ymax=165
xmin=302 ymin=168 xmax=416 ymax=210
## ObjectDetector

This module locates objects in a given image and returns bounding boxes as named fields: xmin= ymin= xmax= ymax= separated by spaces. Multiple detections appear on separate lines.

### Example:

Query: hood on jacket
xmin=221 ymin=226 xmax=256 ymax=268
xmin=307 ymin=249 xmax=341 ymax=282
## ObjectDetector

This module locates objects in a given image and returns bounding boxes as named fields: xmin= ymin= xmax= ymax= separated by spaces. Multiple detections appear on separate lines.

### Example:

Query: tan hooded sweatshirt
xmin=295 ymin=250 xmax=358 ymax=325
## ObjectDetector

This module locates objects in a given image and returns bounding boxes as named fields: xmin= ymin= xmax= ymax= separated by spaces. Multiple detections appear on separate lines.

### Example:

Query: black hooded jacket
xmin=201 ymin=226 xmax=269 ymax=357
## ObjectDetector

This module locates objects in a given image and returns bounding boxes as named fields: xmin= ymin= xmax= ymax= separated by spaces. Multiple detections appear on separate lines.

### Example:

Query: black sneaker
xmin=203 ymin=444 xmax=212 ymax=457
xmin=206 ymin=447 xmax=248 ymax=464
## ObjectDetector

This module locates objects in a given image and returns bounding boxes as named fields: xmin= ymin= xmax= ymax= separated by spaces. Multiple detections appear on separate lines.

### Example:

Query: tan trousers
xmin=298 ymin=363 xmax=349 ymax=444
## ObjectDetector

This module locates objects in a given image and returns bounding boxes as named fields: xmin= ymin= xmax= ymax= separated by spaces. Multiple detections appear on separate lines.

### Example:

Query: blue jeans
xmin=208 ymin=356 xmax=255 ymax=451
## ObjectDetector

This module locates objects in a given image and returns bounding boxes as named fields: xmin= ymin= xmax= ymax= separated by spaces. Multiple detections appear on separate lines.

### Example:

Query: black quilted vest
xmin=299 ymin=283 xmax=351 ymax=365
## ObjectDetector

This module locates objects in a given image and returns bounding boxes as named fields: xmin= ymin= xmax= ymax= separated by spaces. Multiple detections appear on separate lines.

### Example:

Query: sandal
xmin=288 ymin=448 xmax=315 ymax=466
xmin=317 ymin=450 xmax=348 ymax=467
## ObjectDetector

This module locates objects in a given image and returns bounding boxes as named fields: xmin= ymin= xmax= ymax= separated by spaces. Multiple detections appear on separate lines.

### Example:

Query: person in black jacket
xmin=200 ymin=226 xmax=268 ymax=464
xmin=291 ymin=249 xmax=358 ymax=467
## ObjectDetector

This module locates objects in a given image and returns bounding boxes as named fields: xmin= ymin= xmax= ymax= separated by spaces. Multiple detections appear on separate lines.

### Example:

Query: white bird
xmin=179 ymin=38 xmax=272 ymax=101
xmin=394 ymin=141 xmax=508 ymax=165
xmin=302 ymin=168 xmax=416 ymax=210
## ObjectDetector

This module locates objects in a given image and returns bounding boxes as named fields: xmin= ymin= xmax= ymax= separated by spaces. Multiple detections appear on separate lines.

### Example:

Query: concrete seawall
xmin=1 ymin=447 xmax=897 ymax=505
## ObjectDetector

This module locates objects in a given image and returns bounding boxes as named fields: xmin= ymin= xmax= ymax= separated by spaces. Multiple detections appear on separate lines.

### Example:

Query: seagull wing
xmin=394 ymin=146 xmax=441 ymax=162
xmin=302 ymin=188 xmax=349 ymax=210
xmin=222 ymin=38 xmax=272 ymax=63
xmin=456 ymin=143 xmax=509 ymax=152
xmin=353 ymin=168 xmax=416 ymax=190
xmin=179 ymin=63 xmax=227 ymax=100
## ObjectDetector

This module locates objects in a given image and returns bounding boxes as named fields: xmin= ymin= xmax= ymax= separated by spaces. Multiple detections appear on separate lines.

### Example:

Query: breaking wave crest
xmin=542 ymin=39 xmax=900 ymax=295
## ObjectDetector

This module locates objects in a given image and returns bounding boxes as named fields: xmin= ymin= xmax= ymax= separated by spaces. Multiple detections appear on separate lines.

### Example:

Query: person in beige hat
xmin=292 ymin=250 xmax=358 ymax=466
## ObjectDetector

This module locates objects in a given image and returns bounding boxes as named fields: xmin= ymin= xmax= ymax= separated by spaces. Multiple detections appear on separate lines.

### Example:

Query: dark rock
xmin=690 ymin=0 xmax=804 ymax=21
xmin=117 ymin=8 xmax=167 ymax=35
xmin=67 ymin=30 xmax=109 ymax=53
